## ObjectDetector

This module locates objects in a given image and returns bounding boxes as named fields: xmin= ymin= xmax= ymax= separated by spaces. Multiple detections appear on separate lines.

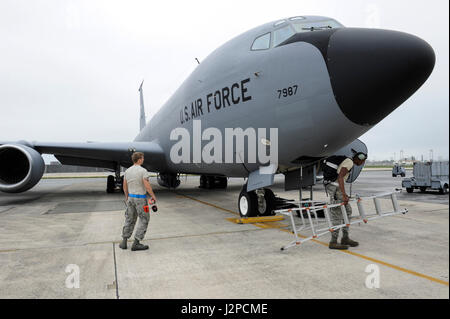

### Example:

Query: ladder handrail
xmin=275 ymin=190 xmax=403 ymax=214
xmin=279 ymin=190 xmax=408 ymax=251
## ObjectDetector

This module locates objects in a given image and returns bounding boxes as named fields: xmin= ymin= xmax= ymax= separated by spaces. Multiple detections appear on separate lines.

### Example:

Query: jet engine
xmin=0 ymin=144 xmax=45 ymax=193
xmin=157 ymin=173 xmax=180 ymax=189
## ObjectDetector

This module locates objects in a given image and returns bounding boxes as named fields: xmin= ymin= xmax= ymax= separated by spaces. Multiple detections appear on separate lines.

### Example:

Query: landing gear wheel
xmin=257 ymin=189 xmax=276 ymax=216
xmin=199 ymin=175 xmax=207 ymax=188
xmin=406 ymin=188 xmax=413 ymax=193
xmin=238 ymin=186 xmax=257 ymax=218
xmin=205 ymin=176 xmax=214 ymax=189
xmin=120 ymin=176 xmax=124 ymax=193
xmin=107 ymin=175 xmax=115 ymax=193
xmin=217 ymin=177 xmax=228 ymax=189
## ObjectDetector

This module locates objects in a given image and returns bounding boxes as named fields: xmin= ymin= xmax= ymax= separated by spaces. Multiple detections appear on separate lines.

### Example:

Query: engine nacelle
xmin=157 ymin=173 xmax=180 ymax=189
xmin=0 ymin=144 xmax=45 ymax=193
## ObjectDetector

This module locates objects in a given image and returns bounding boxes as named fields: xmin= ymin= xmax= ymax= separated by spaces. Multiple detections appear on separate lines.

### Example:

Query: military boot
xmin=119 ymin=238 xmax=128 ymax=250
xmin=131 ymin=239 xmax=149 ymax=251
xmin=329 ymin=240 xmax=349 ymax=250
xmin=341 ymin=237 xmax=359 ymax=247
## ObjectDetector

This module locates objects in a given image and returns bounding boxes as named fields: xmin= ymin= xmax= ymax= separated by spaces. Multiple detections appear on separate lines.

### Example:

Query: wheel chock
xmin=233 ymin=215 xmax=285 ymax=224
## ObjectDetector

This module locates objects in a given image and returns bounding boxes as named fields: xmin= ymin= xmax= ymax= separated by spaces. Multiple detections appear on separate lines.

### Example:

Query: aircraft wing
xmin=0 ymin=141 xmax=167 ymax=172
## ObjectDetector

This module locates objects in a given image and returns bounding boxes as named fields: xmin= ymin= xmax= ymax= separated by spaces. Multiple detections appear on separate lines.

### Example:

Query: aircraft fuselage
xmin=134 ymin=16 xmax=434 ymax=177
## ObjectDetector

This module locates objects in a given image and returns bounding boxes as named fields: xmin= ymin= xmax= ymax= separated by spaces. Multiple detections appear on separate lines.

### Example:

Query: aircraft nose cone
xmin=327 ymin=28 xmax=435 ymax=126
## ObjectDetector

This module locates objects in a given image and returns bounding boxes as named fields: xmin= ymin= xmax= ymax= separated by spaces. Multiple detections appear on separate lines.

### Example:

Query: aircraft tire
xmin=205 ymin=176 xmax=215 ymax=189
xmin=199 ymin=175 xmax=207 ymax=188
xmin=217 ymin=177 xmax=227 ymax=189
xmin=120 ymin=176 xmax=124 ymax=193
xmin=238 ymin=187 xmax=258 ymax=218
xmin=107 ymin=175 xmax=115 ymax=193
xmin=257 ymin=188 xmax=276 ymax=216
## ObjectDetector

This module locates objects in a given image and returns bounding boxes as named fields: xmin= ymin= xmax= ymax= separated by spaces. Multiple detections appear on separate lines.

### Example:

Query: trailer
xmin=402 ymin=161 xmax=449 ymax=194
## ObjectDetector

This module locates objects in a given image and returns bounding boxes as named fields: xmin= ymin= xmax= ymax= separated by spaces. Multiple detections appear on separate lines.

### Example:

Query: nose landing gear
xmin=238 ymin=185 xmax=276 ymax=218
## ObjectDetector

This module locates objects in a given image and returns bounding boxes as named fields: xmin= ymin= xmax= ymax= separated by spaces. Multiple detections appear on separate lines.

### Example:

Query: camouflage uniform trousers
xmin=325 ymin=183 xmax=352 ymax=241
xmin=122 ymin=197 xmax=150 ymax=241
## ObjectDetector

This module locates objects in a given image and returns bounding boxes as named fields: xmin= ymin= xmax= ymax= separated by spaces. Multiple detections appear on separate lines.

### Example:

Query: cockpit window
xmin=273 ymin=25 xmax=295 ymax=47
xmin=291 ymin=19 xmax=343 ymax=33
xmin=251 ymin=32 xmax=271 ymax=50
xmin=251 ymin=18 xmax=344 ymax=51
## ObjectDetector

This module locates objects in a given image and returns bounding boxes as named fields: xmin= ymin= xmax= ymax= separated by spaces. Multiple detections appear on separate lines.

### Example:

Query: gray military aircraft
xmin=0 ymin=16 xmax=435 ymax=217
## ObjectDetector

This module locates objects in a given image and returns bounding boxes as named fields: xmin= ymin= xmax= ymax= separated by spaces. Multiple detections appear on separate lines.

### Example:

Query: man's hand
xmin=343 ymin=193 xmax=349 ymax=205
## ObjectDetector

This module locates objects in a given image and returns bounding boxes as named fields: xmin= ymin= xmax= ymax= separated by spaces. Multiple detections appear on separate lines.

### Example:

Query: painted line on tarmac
xmin=177 ymin=192 xmax=449 ymax=287
xmin=112 ymin=243 xmax=120 ymax=299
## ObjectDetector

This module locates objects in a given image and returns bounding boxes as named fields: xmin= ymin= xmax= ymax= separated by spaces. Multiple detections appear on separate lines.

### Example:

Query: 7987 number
xmin=277 ymin=85 xmax=298 ymax=99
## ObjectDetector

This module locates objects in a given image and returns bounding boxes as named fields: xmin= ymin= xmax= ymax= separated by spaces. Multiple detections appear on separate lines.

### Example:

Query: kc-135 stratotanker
xmin=0 ymin=16 xmax=435 ymax=217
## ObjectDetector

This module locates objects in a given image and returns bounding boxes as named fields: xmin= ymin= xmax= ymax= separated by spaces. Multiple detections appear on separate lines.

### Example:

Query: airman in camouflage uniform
xmin=323 ymin=153 xmax=367 ymax=249
xmin=119 ymin=152 xmax=157 ymax=251
xmin=325 ymin=183 xmax=353 ymax=243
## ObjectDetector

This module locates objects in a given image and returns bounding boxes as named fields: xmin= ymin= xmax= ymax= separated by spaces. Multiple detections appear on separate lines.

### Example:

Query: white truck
xmin=392 ymin=163 xmax=406 ymax=177
xmin=402 ymin=161 xmax=449 ymax=194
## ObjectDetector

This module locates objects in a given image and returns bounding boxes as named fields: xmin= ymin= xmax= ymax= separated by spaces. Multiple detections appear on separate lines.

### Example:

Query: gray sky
xmin=0 ymin=0 xmax=448 ymax=162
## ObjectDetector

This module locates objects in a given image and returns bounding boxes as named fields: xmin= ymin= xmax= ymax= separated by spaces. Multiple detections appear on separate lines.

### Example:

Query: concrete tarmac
xmin=0 ymin=171 xmax=448 ymax=298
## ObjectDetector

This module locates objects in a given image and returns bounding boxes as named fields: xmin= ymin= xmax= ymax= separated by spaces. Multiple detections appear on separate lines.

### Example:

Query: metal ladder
xmin=276 ymin=190 xmax=408 ymax=251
